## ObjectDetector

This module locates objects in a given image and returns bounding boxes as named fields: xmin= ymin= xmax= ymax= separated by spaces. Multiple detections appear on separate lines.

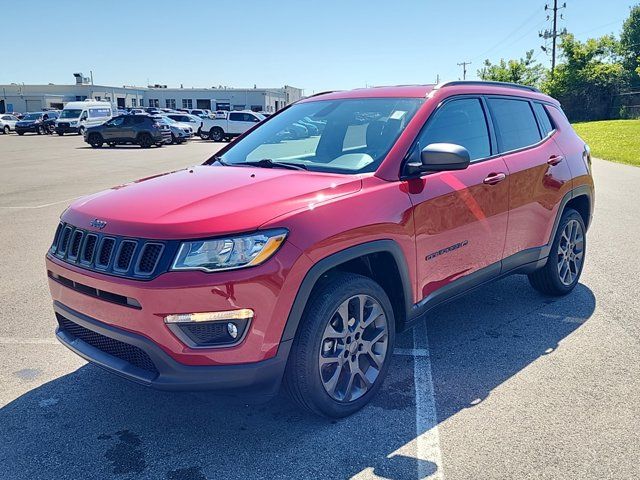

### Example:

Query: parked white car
xmin=55 ymin=100 xmax=113 ymax=136
xmin=165 ymin=113 xmax=203 ymax=137
xmin=0 ymin=114 xmax=19 ymax=134
xmin=201 ymin=110 xmax=265 ymax=141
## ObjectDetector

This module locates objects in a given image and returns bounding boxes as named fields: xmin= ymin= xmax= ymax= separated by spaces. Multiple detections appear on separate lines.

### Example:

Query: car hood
xmin=16 ymin=119 xmax=39 ymax=125
xmin=62 ymin=165 xmax=362 ymax=239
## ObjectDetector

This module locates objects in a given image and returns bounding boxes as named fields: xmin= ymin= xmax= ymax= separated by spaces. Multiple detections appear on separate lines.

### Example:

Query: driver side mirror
xmin=405 ymin=143 xmax=470 ymax=177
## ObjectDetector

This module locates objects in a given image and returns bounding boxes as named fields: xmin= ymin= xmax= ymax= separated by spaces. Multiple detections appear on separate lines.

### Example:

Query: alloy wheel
xmin=557 ymin=219 xmax=584 ymax=286
xmin=318 ymin=294 xmax=389 ymax=402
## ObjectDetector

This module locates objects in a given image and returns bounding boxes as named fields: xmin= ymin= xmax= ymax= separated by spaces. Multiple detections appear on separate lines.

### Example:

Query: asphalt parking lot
xmin=0 ymin=133 xmax=638 ymax=480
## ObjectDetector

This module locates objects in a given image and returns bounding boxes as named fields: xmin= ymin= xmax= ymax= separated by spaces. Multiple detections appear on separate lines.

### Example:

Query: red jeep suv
xmin=46 ymin=81 xmax=594 ymax=418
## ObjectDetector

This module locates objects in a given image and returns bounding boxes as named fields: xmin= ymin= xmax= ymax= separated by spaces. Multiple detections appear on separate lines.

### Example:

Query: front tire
xmin=528 ymin=208 xmax=586 ymax=296
xmin=284 ymin=272 xmax=395 ymax=418
xmin=88 ymin=133 xmax=103 ymax=148
xmin=3 ymin=125 xmax=9 ymax=134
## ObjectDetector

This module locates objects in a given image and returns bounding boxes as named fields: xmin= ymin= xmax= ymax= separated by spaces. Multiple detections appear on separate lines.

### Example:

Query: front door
xmin=407 ymin=97 xmax=510 ymax=300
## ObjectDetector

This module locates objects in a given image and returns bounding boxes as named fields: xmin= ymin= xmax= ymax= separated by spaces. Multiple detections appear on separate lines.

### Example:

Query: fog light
xmin=227 ymin=322 xmax=238 ymax=339
xmin=164 ymin=309 xmax=254 ymax=324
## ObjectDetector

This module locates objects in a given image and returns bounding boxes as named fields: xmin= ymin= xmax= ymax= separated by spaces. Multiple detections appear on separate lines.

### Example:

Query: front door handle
xmin=483 ymin=172 xmax=507 ymax=185
xmin=547 ymin=154 xmax=564 ymax=166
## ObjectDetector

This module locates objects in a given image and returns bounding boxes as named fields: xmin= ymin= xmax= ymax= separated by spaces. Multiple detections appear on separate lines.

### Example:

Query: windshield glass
xmin=162 ymin=116 xmax=177 ymax=124
xmin=60 ymin=109 xmax=82 ymax=119
xmin=23 ymin=113 xmax=42 ymax=120
xmin=217 ymin=98 xmax=423 ymax=174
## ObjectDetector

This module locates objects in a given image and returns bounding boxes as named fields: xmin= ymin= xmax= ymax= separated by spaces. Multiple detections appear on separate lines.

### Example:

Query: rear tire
xmin=138 ymin=132 xmax=153 ymax=148
xmin=17 ymin=131 xmax=24 ymax=135
xmin=171 ymin=133 xmax=177 ymax=145
xmin=36 ymin=126 xmax=43 ymax=135
xmin=284 ymin=272 xmax=395 ymax=418
xmin=528 ymin=208 xmax=586 ymax=296
xmin=57 ymin=131 xmax=64 ymax=136
xmin=3 ymin=125 xmax=9 ymax=134
xmin=78 ymin=126 xmax=85 ymax=136
xmin=210 ymin=127 xmax=224 ymax=142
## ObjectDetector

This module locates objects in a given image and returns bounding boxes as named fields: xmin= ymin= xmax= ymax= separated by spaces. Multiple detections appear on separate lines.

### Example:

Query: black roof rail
xmin=434 ymin=80 xmax=541 ymax=93
xmin=305 ymin=90 xmax=338 ymax=98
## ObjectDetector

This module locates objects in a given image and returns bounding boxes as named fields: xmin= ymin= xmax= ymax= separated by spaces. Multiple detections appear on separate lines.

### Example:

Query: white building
xmin=0 ymin=73 xmax=303 ymax=114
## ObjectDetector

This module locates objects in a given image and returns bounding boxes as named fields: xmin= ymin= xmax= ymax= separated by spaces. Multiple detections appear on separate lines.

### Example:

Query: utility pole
xmin=457 ymin=61 xmax=471 ymax=80
xmin=540 ymin=1 xmax=567 ymax=76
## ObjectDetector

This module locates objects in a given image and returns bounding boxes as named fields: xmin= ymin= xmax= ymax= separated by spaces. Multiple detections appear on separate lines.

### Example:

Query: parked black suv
xmin=84 ymin=114 xmax=171 ymax=148
xmin=15 ymin=111 xmax=59 ymax=135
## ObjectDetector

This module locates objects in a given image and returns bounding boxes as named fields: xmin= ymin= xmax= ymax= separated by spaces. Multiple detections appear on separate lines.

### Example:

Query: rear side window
xmin=417 ymin=98 xmax=491 ymax=161
xmin=133 ymin=116 xmax=146 ymax=125
xmin=488 ymin=98 xmax=541 ymax=152
xmin=532 ymin=102 xmax=554 ymax=136
xmin=229 ymin=112 xmax=243 ymax=121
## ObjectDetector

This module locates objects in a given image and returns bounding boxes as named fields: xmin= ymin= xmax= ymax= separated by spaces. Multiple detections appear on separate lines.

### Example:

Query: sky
xmin=0 ymin=0 xmax=636 ymax=94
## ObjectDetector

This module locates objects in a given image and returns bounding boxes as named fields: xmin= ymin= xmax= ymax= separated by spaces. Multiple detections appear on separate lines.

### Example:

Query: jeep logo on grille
xmin=89 ymin=218 xmax=107 ymax=230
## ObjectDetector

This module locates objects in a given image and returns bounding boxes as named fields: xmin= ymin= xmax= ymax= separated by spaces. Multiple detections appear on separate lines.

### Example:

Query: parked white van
xmin=55 ymin=101 xmax=113 ymax=135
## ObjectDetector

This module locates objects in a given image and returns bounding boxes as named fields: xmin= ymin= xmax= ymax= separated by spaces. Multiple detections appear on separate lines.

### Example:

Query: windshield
xmin=22 ymin=113 xmax=42 ymax=120
xmin=162 ymin=116 xmax=177 ymax=124
xmin=216 ymin=98 xmax=423 ymax=174
xmin=60 ymin=109 xmax=82 ymax=119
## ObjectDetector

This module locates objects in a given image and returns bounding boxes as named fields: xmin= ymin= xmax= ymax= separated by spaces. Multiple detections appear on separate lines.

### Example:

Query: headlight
xmin=171 ymin=229 xmax=287 ymax=272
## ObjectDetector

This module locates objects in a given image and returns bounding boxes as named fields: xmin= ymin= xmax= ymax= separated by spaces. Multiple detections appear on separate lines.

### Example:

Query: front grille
xmin=49 ymin=222 xmax=174 ymax=280
xmin=57 ymin=314 xmax=158 ymax=376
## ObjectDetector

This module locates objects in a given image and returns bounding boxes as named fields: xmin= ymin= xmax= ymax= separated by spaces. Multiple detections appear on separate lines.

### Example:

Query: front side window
xmin=417 ymin=98 xmax=491 ymax=161
xmin=488 ymin=98 xmax=541 ymax=152
xmin=216 ymin=97 xmax=423 ymax=174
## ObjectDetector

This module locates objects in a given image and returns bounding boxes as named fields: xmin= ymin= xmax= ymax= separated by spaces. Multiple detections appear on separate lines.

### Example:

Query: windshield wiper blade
xmin=210 ymin=155 xmax=227 ymax=165
xmin=243 ymin=158 xmax=307 ymax=171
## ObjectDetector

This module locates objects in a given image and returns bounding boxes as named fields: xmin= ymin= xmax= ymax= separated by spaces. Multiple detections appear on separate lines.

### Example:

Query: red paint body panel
xmin=407 ymin=157 xmax=510 ymax=298
xmin=46 ymin=83 xmax=593 ymax=382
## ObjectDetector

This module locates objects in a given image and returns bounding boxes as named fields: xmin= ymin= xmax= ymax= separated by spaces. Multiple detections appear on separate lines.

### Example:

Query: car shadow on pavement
xmin=0 ymin=275 xmax=595 ymax=480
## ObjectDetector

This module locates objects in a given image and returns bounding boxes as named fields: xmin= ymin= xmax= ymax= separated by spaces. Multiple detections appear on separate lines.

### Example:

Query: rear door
xmin=487 ymin=97 xmax=573 ymax=263
xmin=408 ymin=96 xmax=510 ymax=300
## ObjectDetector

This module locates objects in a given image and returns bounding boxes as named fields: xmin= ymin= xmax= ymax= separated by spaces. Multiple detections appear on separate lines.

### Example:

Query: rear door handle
xmin=483 ymin=172 xmax=507 ymax=185
xmin=547 ymin=154 xmax=564 ymax=166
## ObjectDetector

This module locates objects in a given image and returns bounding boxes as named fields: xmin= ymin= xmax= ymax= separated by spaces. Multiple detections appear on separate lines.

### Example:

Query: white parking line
xmin=0 ymin=196 xmax=81 ymax=209
xmin=0 ymin=337 xmax=59 ymax=345
xmin=412 ymin=321 xmax=445 ymax=479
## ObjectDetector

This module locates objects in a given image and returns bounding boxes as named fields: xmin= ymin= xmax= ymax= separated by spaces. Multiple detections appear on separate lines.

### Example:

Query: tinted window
xmin=133 ymin=116 xmax=147 ymax=124
xmin=488 ymin=98 xmax=541 ymax=152
xmin=532 ymin=102 xmax=554 ymax=136
xmin=229 ymin=112 xmax=243 ymax=122
xmin=106 ymin=116 xmax=125 ymax=127
xmin=89 ymin=108 xmax=111 ymax=118
xmin=417 ymin=98 xmax=490 ymax=161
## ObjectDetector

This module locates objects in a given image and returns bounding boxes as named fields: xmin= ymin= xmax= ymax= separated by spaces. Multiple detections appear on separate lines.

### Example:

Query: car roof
xmin=299 ymin=81 xmax=558 ymax=105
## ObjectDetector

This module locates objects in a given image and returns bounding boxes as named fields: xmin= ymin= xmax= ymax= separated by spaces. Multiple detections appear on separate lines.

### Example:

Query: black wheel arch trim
xmin=279 ymin=239 xmax=413 ymax=343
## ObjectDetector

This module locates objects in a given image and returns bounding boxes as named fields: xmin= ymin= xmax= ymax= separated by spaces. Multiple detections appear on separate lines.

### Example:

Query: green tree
xmin=542 ymin=34 xmax=627 ymax=121
xmin=620 ymin=4 xmax=640 ymax=87
xmin=478 ymin=50 xmax=547 ymax=88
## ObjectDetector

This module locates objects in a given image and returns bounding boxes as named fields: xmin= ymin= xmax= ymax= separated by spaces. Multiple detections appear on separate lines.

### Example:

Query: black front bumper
xmin=55 ymin=125 xmax=79 ymax=134
xmin=53 ymin=301 xmax=290 ymax=397
xmin=15 ymin=125 xmax=38 ymax=133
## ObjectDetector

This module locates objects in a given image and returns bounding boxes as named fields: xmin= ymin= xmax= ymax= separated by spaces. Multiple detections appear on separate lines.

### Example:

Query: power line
xmin=471 ymin=6 xmax=542 ymax=61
